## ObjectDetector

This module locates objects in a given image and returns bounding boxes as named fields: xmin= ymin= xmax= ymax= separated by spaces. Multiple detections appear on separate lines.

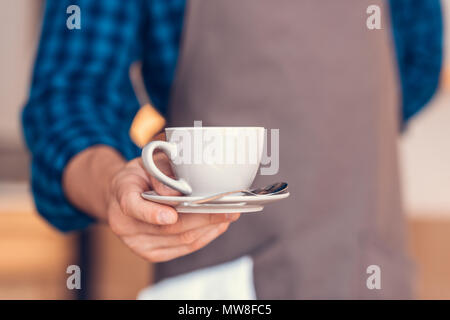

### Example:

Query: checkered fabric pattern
xmin=389 ymin=0 xmax=443 ymax=122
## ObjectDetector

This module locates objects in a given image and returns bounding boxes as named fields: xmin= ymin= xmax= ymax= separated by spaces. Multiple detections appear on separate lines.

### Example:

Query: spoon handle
xmin=189 ymin=189 xmax=247 ymax=205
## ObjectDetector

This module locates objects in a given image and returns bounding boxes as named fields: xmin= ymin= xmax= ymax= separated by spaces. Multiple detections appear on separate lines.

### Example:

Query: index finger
xmin=145 ymin=153 xmax=183 ymax=197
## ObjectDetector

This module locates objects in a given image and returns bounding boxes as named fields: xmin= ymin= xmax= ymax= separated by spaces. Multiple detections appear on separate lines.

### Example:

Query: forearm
xmin=63 ymin=145 xmax=126 ymax=221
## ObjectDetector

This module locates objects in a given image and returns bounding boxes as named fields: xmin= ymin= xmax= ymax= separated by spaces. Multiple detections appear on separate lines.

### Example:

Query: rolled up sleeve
xmin=22 ymin=0 xmax=143 ymax=231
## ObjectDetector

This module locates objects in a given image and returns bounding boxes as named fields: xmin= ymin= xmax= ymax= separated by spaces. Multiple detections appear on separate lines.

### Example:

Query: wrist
xmin=63 ymin=145 xmax=126 ymax=221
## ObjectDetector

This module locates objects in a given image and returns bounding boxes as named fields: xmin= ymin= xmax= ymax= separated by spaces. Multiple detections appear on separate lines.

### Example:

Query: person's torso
xmin=151 ymin=0 xmax=413 ymax=299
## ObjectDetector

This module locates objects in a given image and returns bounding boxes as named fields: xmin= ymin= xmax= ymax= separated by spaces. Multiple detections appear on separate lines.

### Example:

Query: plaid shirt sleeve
xmin=22 ymin=0 xmax=145 ymax=232
xmin=389 ymin=0 xmax=443 ymax=123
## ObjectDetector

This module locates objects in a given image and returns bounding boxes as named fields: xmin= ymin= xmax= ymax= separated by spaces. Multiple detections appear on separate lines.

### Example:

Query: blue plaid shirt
xmin=22 ymin=0 xmax=442 ymax=232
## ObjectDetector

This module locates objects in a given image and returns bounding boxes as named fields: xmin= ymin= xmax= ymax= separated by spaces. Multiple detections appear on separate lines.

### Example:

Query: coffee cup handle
xmin=141 ymin=141 xmax=193 ymax=195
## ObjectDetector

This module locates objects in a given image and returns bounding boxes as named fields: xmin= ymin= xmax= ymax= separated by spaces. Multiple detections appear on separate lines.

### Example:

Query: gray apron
xmin=156 ymin=0 xmax=413 ymax=299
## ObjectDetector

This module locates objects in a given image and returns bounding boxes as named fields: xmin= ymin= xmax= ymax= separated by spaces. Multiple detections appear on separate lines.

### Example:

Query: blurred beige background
xmin=0 ymin=0 xmax=449 ymax=299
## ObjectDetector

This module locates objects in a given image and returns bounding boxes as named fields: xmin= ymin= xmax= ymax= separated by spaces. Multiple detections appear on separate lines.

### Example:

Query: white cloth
xmin=137 ymin=256 xmax=256 ymax=300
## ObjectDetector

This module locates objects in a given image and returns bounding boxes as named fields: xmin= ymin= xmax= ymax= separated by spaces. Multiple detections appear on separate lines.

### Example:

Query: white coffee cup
xmin=142 ymin=127 xmax=265 ymax=196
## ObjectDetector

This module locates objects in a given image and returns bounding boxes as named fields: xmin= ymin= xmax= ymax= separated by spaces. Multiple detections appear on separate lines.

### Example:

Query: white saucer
xmin=141 ymin=191 xmax=290 ymax=214
xmin=176 ymin=203 xmax=264 ymax=214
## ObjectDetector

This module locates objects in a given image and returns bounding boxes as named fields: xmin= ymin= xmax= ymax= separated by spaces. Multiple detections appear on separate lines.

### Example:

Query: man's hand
xmin=106 ymin=155 xmax=240 ymax=262
xmin=63 ymin=146 xmax=240 ymax=262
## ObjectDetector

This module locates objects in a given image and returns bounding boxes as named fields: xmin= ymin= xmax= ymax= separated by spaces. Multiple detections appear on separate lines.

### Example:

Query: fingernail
xmin=158 ymin=211 xmax=176 ymax=224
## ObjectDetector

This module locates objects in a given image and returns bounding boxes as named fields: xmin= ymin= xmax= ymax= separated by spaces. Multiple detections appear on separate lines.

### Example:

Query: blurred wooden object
xmin=88 ymin=224 xmax=151 ymax=299
xmin=0 ymin=182 xmax=77 ymax=299
xmin=443 ymin=66 xmax=450 ymax=91
xmin=129 ymin=103 xmax=166 ymax=148
xmin=408 ymin=216 xmax=450 ymax=299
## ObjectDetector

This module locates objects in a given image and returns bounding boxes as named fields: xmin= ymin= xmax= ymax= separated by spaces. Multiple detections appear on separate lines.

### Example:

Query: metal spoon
xmin=187 ymin=182 xmax=288 ymax=205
